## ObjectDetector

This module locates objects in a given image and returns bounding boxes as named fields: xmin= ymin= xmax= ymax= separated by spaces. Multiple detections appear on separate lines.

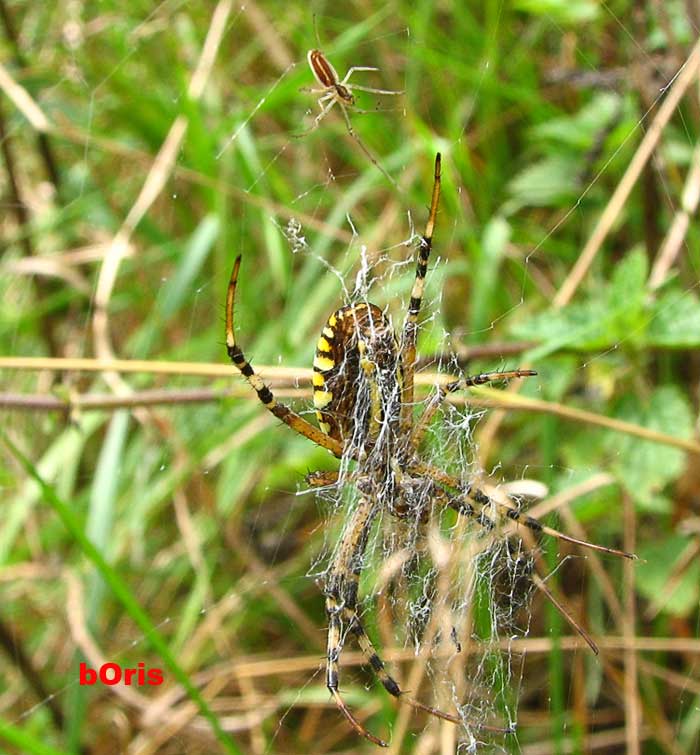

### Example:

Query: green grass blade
xmin=0 ymin=717 xmax=69 ymax=755
xmin=2 ymin=432 xmax=241 ymax=755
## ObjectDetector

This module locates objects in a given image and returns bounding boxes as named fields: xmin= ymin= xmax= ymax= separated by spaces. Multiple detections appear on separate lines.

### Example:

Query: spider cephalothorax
xmin=225 ymin=153 xmax=633 ymax=747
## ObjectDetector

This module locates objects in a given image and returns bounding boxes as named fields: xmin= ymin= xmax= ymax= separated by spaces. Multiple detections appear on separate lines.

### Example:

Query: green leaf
xmin=608 ymin=247 xmax=647 ymax=312
xmin=514 ymin=248 xmax=650 ymax=355
xmin=604 ymin=246 xmax=648 ymax=344
xmin=647 ymin=289 xmax=700 ymax=347
xmin=610 ymin=386 xmax=693 ymax=508
xmin=513 ymin=300 xmax=622 ymax=354
xmin=507 ymin=155 xmax=580 ymax=208
xmin=636 ymin=535 xmax=700 ymax=617
xmin=533 ymin=92 xmax=621 ymax=149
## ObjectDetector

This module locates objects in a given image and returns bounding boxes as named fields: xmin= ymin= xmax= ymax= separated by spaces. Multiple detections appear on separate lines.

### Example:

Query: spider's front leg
xmin=411 ymin=368 xmax=537 ymax=447
xmin=225 ymin=256 xmax=342 ymax=457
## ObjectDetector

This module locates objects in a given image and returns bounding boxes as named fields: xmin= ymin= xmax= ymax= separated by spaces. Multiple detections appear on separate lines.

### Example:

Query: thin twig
xmin=2 ymin=357 xmax=699 ymax=454
xmin=649 ymin=137 xmax=700 ymax=289
xmin=46 ymin=120 xmax=354 ymax=245
xmin=643 ymin=537 xmax=700 ymax=621
xmin=0 ymin=60 xmax=51 ymax=131
xmin=241 ymin=0 xmax=294 ymax=71
xmin=463 ymin=385 xmax=700 ymax=456
xmin=554 ymin=38 xmax=700 ymax=308
xmin=0 ymin=100 xmax=61 ymax=355
xmin=623 ymin=493 xmax=641 ymax=755
xmin=0 ymin=0 xmax=61 ymax=189
xmin=213 ymin=635 xmax=700 ymax=681
xmin=92 ymin=0 xmax=234 ymax=379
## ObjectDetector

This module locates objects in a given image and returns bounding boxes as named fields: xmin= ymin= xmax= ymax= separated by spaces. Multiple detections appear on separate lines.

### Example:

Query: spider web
xmin=2 ymin=3 xmax=700 ymax=755
xmin=294 ymin=220 xmax=537 ymax=752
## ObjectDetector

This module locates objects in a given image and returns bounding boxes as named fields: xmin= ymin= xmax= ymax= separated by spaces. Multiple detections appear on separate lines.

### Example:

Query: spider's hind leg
xmin=324 ymin=494 xmax=506 ymax=746
xmin=343 ymin=607 xmax=465 ymax=725
xmin=324 ymin=495 xmax=388 ymax=745
xmin=325 ymin=572 xmax=462 ymax=748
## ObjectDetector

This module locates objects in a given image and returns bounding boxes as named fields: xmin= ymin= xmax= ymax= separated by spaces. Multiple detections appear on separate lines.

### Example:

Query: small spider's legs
xmin=344 ymin=84 xmax=406 ymax=96
xmin=340 ymin=65 xmax=379 ymax=83
xmin=400 ymin=153 xmax=442 ymax=431
xmin=226 ymin=256 xmax=343 ymax=458
xmin=293 ymin=96 xmax=337 ymax=138
xmin=300 ymin=50 xmax=403 ymax=188
xmin=411 ymin=369 xmax=537 ymax=448
xmin=298 ymin=86 xmax=332 ymax=94
xmin=416 ymin=460 xmax=636 ymax=560
xmin=337 ymin=104 xmax=400 ymax=191
xmin=342 ymin=106 xmax=404 ymax=115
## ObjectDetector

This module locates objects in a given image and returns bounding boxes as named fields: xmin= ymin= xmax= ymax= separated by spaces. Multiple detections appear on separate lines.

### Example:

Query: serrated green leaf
xmin=507 ymin=155 xmax=580 ymax=208
xmin=608 ymin=247 xmax=647 ymax=309
xmin=512 ymin=302 xmax=590 ymax=352
xmin=533 ymin=92 xmax=621 ymax=149
xmin=514 ymin=249 xmax=652 ymax=355
xmin=605 ymin=247 xmax=648 ymax=342
xmin=647 ymin=289 xmax=700 ymax=347
xmin=513 ymin=299 xmax=628 ymax=353
xmin=636 ymin=535 xmax=700 ymax=617
xmin=610 ymin=386 xmax=693 ymax=508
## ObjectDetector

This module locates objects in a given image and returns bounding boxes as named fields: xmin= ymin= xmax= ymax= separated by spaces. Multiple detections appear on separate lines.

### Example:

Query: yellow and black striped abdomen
xmin=313 ymin=303 xmax=402 ymax=448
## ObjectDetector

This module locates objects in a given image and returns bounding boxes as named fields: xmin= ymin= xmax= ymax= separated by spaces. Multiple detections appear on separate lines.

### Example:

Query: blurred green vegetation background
xmin=1 ymin=0 xmax=699 ymax=753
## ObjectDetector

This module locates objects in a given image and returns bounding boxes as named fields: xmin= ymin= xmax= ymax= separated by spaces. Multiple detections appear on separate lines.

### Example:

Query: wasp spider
xmin=225 ymin=154 xmax=633 ymax=746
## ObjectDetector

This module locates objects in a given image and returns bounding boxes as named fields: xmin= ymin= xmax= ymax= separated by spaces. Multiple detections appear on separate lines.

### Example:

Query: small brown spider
xmin=298 ymin=49 xmax=404 ymax=188
xmin=303 ymin=49 xmax=403 ymax=133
